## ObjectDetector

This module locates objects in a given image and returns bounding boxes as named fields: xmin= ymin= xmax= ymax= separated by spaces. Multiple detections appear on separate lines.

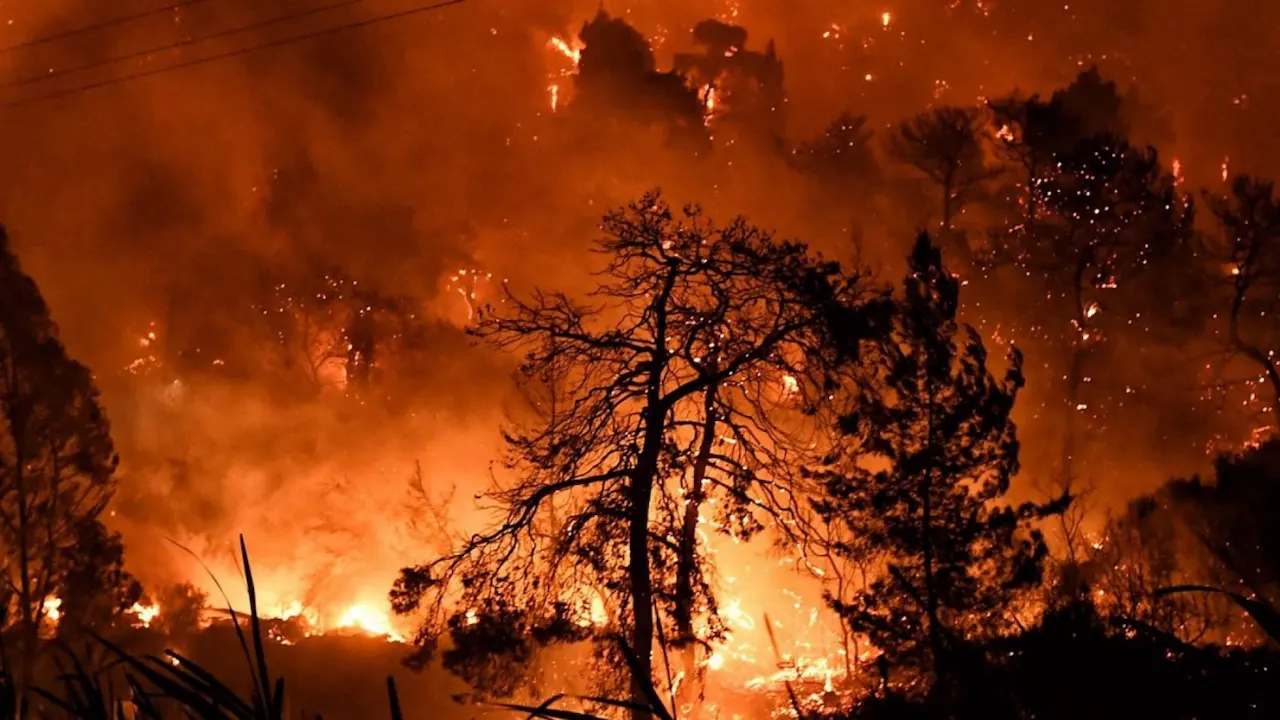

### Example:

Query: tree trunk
xmin=674 ymin=384 xmax=718 ymax=716
xmin=14 ymin=444 xmax=37 ymax=708
xmin=941 ymin=172 xmax=954 ymax=233
xmin=628 ymin=408 xmax=663 ymax=720
xmin=922 ymin=389 xmax=944 ymax=688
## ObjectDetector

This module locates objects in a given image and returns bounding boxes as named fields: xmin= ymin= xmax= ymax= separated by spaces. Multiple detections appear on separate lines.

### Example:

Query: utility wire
xmin=0 ymin=0 xmax=219 ymax=56
xmin=0 ymin=0 xmax=467 ymax=108
xmin=2 ymin=0 xmax=369 ymax=91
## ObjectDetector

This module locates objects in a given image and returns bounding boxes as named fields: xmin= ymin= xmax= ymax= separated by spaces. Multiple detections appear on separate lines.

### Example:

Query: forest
xmin=0 ymin=0 xmax=1279 ymax=718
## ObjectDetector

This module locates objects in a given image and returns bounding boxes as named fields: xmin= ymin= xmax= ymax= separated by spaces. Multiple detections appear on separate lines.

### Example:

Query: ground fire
xmin=0 ymin=0 xmax=1278 ymax=718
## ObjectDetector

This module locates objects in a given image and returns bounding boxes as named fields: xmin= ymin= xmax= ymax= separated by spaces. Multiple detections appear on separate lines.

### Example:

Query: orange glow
xmin=336 ymin=603 xmax=406 ymax=642
xmin=130 ymin=601 xmax=161 ymax=628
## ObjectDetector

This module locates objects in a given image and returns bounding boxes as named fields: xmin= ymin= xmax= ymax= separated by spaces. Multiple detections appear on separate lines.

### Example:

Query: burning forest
xmin=0 ymin=0 xmax=1279 ymax=718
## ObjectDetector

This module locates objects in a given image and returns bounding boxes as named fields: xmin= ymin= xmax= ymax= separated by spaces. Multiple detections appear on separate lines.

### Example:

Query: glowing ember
xmin=43 ymin=596 xmax=61 ymax=624
xmin=882 ymin=10 xmax=892 ymax=27
xmin=781 ymin=374 xmax=800 ymax=396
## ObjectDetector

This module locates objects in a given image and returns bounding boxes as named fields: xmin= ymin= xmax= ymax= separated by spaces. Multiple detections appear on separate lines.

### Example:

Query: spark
xmin=881 ymin=10 xmax=892 ymax=27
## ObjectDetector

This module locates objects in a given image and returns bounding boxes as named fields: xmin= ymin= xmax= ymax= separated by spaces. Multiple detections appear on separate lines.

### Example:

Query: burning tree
xmin=0 ymin=227 xmax=124 ymax=693
xmin=393 ymin=193 xmax=883 ymax=709
xmin=984 ymin=133 xmax=1191 ymax=522
xmin=1204 ymin=175 xmax=1280 ymax=430
xmin=988 ymin=67 xmax=1128 ymax=224
xmin=813 ymin=234 xmax=1059 ymax=694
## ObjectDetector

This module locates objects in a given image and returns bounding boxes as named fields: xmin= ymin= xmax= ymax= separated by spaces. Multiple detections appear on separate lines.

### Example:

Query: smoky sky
xmin=0 ymin=0 xmax=1273 ymax=611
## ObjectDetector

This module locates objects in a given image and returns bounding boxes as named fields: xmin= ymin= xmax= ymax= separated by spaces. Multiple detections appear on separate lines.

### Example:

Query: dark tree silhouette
xmin=985 ymin=134 xmax=1191 ymax=521
xmin=1164 ymin=440 xmax=1280 ymax=611
xmin=1205 ymin=175 xmax=1280 ymax=429
xmin=1085 ymin=493 xmax=1236 ymax=644
xmin=989 ymin=66 xmax=1128 ymax=223
xmin=793 ymin=112 xmax=880 ymax=239
xmin=251 ymin=263 xmax=434 ymax=399
xmin=887 ymin=106 xmax=998 ymax=242
xmin=814 ymin=234 xmax=1059 ymax=694
xmin=392 ymin=193 xmax=882 ymax=712
xmin=0 ymin=227 xmax=121 ymax=696
xmin=673 ymin=19 xmax=787 ymax=149
xmin=569 ymin=11 xmax=709 ymax=152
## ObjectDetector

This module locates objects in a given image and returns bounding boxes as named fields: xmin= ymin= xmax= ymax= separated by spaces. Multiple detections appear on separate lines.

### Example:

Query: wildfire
xmin=548 ymin=36 xmax=582 ymax=65
xmin=336 ymin=603 xmax=406 ymax=642
xmin=43 ymin=596 xmax=61 ymax=624
xmin=446 ymin=267 xmax=493 ymax=321
xmin=702 ymin=84 xmax=719 ymax=126
xmin=130 ymin=601 xmax=161 ymax=628
xmin=545 ymin=35 xmax=584 ymax=112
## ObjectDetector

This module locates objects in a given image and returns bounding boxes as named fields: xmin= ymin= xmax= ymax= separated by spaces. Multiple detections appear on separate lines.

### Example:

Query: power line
xmin=1 ymin=0 xmax=467 ymax=108
xmin=2 ymin=0 xmax=369 ymax=91
xmin=0 ymin=0 xmax=219 ymax=56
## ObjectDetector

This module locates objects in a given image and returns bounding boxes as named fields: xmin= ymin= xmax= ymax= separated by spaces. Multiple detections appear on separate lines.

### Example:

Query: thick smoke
xmin=0 ymin=0 xmax=1274 ymax=628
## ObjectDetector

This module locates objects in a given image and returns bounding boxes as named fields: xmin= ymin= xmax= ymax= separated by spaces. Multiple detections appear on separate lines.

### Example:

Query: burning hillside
xmin=0 ymin=0 xmax=1277 ymax=718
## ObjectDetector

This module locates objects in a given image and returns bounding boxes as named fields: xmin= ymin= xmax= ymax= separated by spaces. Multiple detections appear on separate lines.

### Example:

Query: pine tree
xmin=887 ymin=106 xmax=998 ymax=241
xmin=814 ymin=233 xmax=1059 ymax=692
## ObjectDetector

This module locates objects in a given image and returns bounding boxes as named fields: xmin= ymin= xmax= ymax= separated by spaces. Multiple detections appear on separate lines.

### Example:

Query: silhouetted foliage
xmin=393 ymin=192 xmax=885 ymax=712
xmin=887 ymin=106 xmax=998 ymax=245
xmin=0 ymin=226 xmax=122 ymax=698
xmin=1205 ymin=175 xmax=1280 ymax=428
xmin=984 ymin=132 xmax=1192 ymax=503
xmin=569 ymin=11 xmax=709 ymax=152
xmin=814 ymin=234 xmax=1061 ymax=695
xmin=674 ymin=19 xmax=787 ymax=149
